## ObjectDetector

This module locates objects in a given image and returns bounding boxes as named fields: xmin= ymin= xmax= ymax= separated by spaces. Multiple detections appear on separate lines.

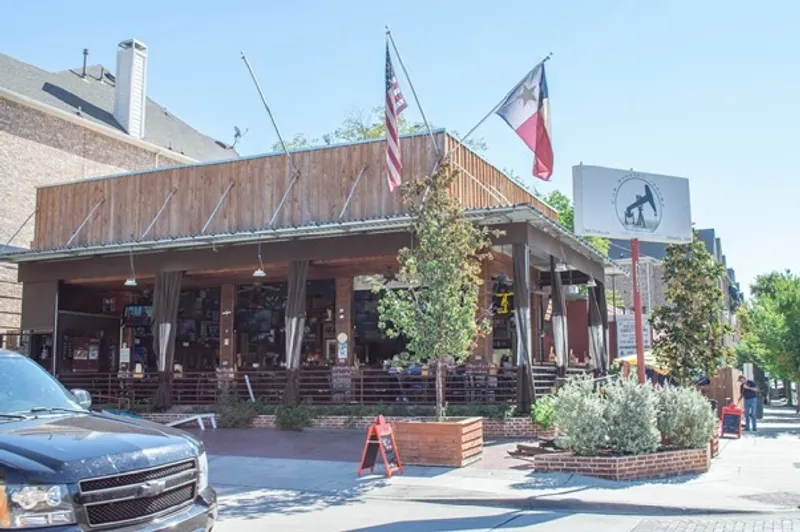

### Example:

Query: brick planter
xmin=139 ymin=413 xmax=552 ymax=439
xmin=533 ymin=448 xmax=710 ymax=481
xmin=391 ymin=417 xmax=483 ymax=467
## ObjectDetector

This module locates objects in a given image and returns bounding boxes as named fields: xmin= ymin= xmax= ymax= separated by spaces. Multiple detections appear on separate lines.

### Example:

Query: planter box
xmin=391 ymin=417 xmax=484 ymax=467
xmin=533 ymin=448 xmax=710 ymax=481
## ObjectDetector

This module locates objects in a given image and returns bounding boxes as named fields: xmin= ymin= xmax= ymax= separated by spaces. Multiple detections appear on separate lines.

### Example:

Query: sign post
xmin=573 ymin=164 xmax=693 ymax=383
xmin=631 ymin=239 xmax=646 ymax=384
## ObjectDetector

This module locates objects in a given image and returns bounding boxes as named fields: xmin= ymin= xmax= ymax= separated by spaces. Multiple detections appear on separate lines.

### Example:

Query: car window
xmin=0 ymin=355 xmax=83 ymax=414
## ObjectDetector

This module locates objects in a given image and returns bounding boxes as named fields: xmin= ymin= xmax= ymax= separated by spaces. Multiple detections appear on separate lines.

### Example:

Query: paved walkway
xmin=203 ymin=406 xmax=800 ymax=530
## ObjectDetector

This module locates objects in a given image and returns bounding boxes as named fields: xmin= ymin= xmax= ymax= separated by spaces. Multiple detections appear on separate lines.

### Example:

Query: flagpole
xmin=446 ymin=53 xmax=552 ymax=159
xmin=240 ymin=51 xmax=299 ymax=177
xmin=385 ymin=26 xmax=442 ymax=158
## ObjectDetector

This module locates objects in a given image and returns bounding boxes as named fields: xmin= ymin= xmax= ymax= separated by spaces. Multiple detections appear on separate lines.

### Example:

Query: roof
xmin=0 ymin=204 xmax=620 ymax=276
xmin=607 ymin=239 xmax=668 ymax=261
xmin=0 ymin=53 xmax=235 ymax=161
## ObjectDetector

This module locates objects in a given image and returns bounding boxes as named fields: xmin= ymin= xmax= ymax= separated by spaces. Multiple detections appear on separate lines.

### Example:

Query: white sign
xmin=615 ymin=314 xmax=652 ymax=357
xmin=573 ymin=165 xmax=692 ymax=244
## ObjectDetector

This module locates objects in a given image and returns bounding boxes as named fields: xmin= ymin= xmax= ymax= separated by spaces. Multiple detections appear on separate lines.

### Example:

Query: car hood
xmin=0 ymin=412 xmax=201 ymax=484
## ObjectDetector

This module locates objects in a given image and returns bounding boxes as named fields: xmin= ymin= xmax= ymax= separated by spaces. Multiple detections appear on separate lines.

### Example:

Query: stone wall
xmin=608 ymin=259 xmax=667 ymax=314
xmin=0 ymin=97 xmax=186 ymax=329
xmin=533 ymin=448 xmax=710 ymax=480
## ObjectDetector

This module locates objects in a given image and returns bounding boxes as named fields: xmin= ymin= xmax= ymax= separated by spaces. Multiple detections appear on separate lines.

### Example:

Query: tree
xmin=539 ymin=191 xmax=610 ymax=255
xmin=273 ymin=106 xmax=487 ymax=154
xmin=651 ymin=231 xmax=733 ymax=385
xmin=738 ymin=270 xmax=800 ymax=405
xmin=376 ymin=164 xmax=495 ymax=419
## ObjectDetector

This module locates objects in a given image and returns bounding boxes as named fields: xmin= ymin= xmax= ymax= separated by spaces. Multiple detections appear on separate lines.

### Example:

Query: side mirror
xmin=71 ymin=389 xmax=92 ymax=410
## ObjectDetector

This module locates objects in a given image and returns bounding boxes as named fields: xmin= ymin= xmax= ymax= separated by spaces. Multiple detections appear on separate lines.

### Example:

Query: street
xmin=206 ymin=406 xmax=800 ymax=531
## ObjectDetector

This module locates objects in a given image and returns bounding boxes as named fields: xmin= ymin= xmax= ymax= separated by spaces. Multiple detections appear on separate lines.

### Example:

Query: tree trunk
xmin=785 ymin=379 xmax=793 ymax=406
xmin=435 ymin=357 xmax=446 ymax=420
xmin=284 ymin=368 xmax=300 ymax=406
xmin=796 ymin=382 xmax=800 ymax=414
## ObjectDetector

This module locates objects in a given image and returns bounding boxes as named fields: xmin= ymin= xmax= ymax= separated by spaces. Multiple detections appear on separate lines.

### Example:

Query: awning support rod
xmin=269 ymin=172 xmax=298 ymax=228
xmin=141 ymin=188 xmax=177 ymax=240
xmin=452 ymin=162 xmax=508 ymax=205
xmin=65 ymin=198 xmax=105 ymax=248
xmin=339 ymin=164 xmax=369 ymax=220
xmin=201 ymin=182 xmax=235 ymax=234
xmin=4 ymin=209 xmax=37 ymax=249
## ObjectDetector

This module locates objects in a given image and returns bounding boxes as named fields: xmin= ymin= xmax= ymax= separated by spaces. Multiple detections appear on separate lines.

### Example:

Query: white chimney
xmin=113 ymin=39 xmax=148 ymax=139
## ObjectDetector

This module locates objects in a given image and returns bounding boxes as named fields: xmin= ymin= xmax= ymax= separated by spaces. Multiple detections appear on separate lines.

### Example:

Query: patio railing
xmin=56 ymin=365 xmax=592 ymax=407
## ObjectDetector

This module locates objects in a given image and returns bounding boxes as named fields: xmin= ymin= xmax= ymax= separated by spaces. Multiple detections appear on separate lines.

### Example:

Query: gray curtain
xmin=549 ymin=256 xmax=569 ymax=376
xmin=512 ymin=243 xmax=534 ymax=405
xmin=152 ymin=270 xmax=183 ymax=410
xmin=284 ymin=260 xmax=309 ymax=405
xmin=596 ymin=281 xmax=610 ymax=372
xmin=588 ymin=283 xmax=607 ymax=374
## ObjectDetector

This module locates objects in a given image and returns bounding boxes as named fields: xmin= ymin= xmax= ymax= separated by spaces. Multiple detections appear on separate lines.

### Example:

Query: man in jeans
xmin=739 ymin=375 xmax=759 ymax=432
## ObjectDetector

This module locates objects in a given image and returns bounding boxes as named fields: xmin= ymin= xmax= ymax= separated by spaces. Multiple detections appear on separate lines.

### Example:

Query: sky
xmin=2 ymin=1 xmax=798 ymax=294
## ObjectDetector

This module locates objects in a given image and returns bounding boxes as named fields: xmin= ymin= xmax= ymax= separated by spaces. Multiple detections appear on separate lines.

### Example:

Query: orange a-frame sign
xmin=357 ymin=415 xmax=403 ymax=478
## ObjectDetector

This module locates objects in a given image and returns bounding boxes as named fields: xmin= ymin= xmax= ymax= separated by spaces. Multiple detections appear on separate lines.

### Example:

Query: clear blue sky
xmin=3 ymin=1 xmax=797 ymax=293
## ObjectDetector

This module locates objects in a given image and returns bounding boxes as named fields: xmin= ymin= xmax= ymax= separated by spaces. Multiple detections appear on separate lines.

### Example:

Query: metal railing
xmin=56 ymin=365 xmax=595 ymax=407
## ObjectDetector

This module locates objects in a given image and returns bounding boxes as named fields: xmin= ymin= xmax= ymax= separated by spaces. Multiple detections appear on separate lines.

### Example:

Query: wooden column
xmin=334 ymin=277 xmax=353 ymax=365
xmin=220 ymin=284 xmax=236 ymax=369
xmin=472 ymin=260 xmax=493 ymax=363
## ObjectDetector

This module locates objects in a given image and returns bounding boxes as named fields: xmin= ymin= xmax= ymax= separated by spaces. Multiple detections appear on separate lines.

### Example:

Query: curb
xmin=393 ymin=495 xmax=798 ymax=517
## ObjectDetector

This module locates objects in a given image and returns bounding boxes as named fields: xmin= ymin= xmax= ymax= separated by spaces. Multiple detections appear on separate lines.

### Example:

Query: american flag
xmin=385 ymin=42 xmax=407 ymax=192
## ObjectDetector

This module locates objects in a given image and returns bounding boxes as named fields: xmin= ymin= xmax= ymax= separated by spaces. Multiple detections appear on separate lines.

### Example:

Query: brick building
xmin=607 ymin=228 xmax=743 ymax=327
xmin=0 ymin=39 xmax=236 ymax=331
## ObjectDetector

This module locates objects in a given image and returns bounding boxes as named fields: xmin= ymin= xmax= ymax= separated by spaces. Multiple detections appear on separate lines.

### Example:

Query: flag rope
xmin=385 ymin=27 xmax=442 ymax=159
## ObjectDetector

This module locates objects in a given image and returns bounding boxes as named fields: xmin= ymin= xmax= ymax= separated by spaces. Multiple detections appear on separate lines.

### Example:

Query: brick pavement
xmin=633 ymin=515 xmax=800 ymax=531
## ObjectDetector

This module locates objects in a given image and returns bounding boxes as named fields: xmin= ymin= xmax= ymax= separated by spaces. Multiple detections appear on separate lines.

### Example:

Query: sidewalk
xmin=206 ymin=405 xmax=800 ymax=522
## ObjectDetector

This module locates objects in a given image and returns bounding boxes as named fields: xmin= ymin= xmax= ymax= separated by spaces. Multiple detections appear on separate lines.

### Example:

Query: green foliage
xmin=552 ymin=376 xmax=608 ymax=456
xmin=211 ymin=398 xmax=263 ymax=428
xmin=275 ymin=403 xmax=314 ymax=431
xmin=651 ymin=230 xmax=732 ymax=385
xmin=530 ymin=394 xmax=555 ymax=429
xmin=274 ymin=107 xmax=487 ymax=154
xmin=738 ymin=270 xmax=800 ymax=381
xmin=376 ymin=164 xmax=496 ymax=418
xmin=603 ymin=377 xmax=660 ymax=455
xmin=656 ymin=385 xmax=715 ymax=449
xmin=538 ymin=190 xmax=610 ymax=256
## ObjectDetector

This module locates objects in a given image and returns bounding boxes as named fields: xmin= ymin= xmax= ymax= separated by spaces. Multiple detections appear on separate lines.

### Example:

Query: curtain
xmin=588 ymin=283 xmax=607 ymax=374
xmin=550 ymin=256 xmax=569 ymax=376
xmin=512 ymin=243 xmax=535 ymax=406
xmin=151 ymin=270 xmax=183 ymax=410
xmin=596 ymin=281 xmax=610 ymax=373
xmin=283 ymin=260 xmax=309 ymax=405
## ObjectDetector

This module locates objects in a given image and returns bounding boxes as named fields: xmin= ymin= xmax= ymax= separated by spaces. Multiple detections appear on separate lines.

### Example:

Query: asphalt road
xmin=213 ymin=486 xmax=800 ymax=532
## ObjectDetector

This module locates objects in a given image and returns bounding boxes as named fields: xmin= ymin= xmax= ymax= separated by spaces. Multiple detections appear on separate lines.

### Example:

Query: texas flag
xmin=495 ymin=62 xmax=553 ymax=181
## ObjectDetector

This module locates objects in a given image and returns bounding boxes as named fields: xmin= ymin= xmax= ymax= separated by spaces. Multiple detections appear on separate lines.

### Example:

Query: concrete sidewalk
xmin=208 ymin=406 xmax=800 ymax=528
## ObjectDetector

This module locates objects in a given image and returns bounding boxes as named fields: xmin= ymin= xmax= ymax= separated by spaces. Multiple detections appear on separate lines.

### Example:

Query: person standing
xmin=739 ymin=375 xmax=759 ymax=432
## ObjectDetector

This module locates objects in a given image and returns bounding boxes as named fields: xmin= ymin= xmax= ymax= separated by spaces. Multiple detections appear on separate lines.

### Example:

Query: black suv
xmin=0 ymin=349 xmax=217 ymax=531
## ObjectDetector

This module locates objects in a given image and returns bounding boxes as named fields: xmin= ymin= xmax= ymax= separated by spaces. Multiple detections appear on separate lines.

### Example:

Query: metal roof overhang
xmin=0 ymin=204 xmax=622 ymax=276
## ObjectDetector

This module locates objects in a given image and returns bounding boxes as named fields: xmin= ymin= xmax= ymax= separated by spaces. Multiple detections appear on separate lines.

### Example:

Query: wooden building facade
xmin=4 ymin=130 xmax=612 ymax=407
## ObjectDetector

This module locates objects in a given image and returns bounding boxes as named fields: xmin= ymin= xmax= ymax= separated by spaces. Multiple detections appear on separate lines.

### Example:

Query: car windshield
xmin=0 ymin=354 xmax=84 ymax=415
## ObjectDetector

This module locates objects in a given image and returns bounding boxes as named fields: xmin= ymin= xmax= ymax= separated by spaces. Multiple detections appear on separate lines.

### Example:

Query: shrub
xmin=657 ymin=385 xmax=715 ymax=449
xmin=603 ymin=376 xmax=660 ymax=455
xmin=530 ymin=395 xmax=555 ymax=429
xmin=275 ymin=402 xmax=314 ymax=431
xmin=552 ymin=376 xmax=607 ymax=456
xmin=213 ymin=398 xmax=262 ymax=428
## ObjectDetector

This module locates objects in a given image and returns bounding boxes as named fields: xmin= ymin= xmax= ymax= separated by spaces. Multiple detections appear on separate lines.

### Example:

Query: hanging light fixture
xmin=555 ymin=262 xmax=568 ymax=273
xmin=253 ymin=241 xmax=266 ymax=278
xmin=124 ymin=248 xmax=138 ymax=287
xmin=587 ymin=278 xmax=597 ymax=288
